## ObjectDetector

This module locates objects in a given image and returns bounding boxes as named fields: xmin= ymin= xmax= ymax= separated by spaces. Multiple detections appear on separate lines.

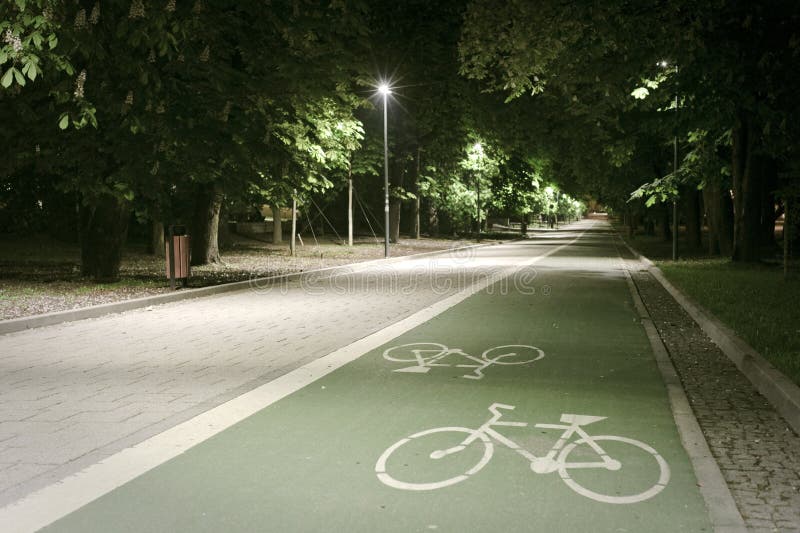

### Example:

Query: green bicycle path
xmin=44 ymin=228 xmax=713 ymax=532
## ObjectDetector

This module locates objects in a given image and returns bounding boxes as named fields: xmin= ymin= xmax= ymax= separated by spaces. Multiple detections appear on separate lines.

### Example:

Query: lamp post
xmin=672 ymin=102 xmax=678 ymax=261
xmin=378 ymin=83 xmax=391 ymax=258
xmin=659 ymin=60 xmax=678 ymax=261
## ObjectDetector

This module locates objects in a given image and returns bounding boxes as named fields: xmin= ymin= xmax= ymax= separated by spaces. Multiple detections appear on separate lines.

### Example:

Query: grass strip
xmin=657 ymin=258 xmax=800 ymax=386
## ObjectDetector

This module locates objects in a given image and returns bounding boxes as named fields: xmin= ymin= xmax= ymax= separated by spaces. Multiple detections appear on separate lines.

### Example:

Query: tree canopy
xmin=2 ymin=0 xmax=796 ymax=280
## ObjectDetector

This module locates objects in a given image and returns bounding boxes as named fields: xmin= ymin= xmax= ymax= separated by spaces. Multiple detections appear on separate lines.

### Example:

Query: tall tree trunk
xmin=190 ymin=181 xmax=223 ymax=266
xmin=683 ymin=185 xmax=702 ymax=250
xmin=760 ymin=160 xmax=778 ymax=247
xmin=627 ymin=208 xmax=636 ymax=239
xmin=702 ymin=186 xmax=719 ymax=255
xmin=79 ymin=193 xmax=131 ymax=282
xmin=644 ymin=216 xmax=656 ymax=236
xmin=291 ymin=192 xmax=297 ymax=256
xmin=412 ymin=147 xmax=421 ymax=239
xmin=659 ymin=203 xmax=672 ymax=242
xmin=704 ymin=176 xmax=735 ymax=257
xmin=272 ymin=204 xmax=282 ymax=244
xmin=218 ymin=201 xmax=230 ymax=250
xmin=149 ymin=220 xmax=165 ymax=256
xmin=732 ymin=112 xmax=764 ymax=262
xmin=428 ymin=202 xmax=439 ymax=237
xmin=347 ymin=172 xmax=353 ymax=246
xmin=785 ymin=197 xmax=790 ymax=280
xmin=389 ymin=161 xmax=404 ymax=243
xmin=720 ymin=188 xmax=735 ymax=256
xmin=389 ymin=199 xmax=401 ymax=242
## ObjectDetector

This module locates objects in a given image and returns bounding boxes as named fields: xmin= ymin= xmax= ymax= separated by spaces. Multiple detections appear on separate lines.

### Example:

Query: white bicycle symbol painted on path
xmin=375 ymin=403 xmax=670 ymax=504
xmin=382 ymin=343 xmax=545 ymax=380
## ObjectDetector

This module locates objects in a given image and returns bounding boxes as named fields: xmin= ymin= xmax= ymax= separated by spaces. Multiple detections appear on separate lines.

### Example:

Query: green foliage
xmin=6 ymin=0 xmax=794 ymax=276
xmin=0 ymin=0 xmax=66 ymax=89
xmin=629 ymin=176 xmax=679 ymax=207
xmin=2 ymin=1 xmax=373 ymax=218
xmin=458 ymin=0 xmax=800 ymax=230
xmin=270 ymin=95 xmax=366 ymax=199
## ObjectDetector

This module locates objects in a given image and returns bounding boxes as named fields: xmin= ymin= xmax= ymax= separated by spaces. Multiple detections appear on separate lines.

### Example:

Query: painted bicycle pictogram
xmin=382 ymin=343 xmax=545 ymax=380
xmin=375 ymin=403 xmax=670 ymax=504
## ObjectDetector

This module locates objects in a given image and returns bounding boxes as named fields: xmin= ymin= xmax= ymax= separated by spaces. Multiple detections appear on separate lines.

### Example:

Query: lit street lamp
xmin=378 ymin=83 xmax=391 ymax=258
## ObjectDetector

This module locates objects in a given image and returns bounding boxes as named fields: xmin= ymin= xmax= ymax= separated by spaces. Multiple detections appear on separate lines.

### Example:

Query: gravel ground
xmin=623 ymin=255 xmax=800 ymax=532
xmin=0 ymin=234 xmax=489 ymax=321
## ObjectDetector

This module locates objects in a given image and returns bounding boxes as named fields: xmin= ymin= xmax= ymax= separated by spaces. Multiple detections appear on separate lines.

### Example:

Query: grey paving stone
xmin=0 ymin=464 xmax=58 ymax=488
xmin=630 ymin=266 xmax=800 ymax=532
xmin=0 ymin=243 xmax=537 ymax=506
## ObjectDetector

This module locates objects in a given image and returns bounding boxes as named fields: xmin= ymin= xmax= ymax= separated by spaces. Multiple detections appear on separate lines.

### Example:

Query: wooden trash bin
xmin=165 ymin=225 xmax=191 ymax=289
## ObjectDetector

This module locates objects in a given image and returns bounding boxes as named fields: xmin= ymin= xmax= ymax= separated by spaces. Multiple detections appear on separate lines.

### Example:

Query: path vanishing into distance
xmin=1 ymin=219 xmax=739 ymax=532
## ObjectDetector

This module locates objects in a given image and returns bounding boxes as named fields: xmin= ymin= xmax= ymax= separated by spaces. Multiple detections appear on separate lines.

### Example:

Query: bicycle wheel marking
xmin=558 ymin=436 xmax=671 ymax=504
xmin=382 ymin=343 xmax=546 ymax=380
xmin=375 ymin=403 xmax=671 ymax=504
xmin=375 ymin=427 xmax=494 ymax=491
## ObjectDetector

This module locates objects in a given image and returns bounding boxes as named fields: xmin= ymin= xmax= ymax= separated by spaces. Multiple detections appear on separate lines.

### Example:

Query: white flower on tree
xmin=3 ymin=29 xmax=23 ymax=54
xmin=74 ymin=70 xmax=87 ymax=99
xmin=89 ymin=3 xmax=101 ymax=25
xmin=129 ymin=0 xmax=145 ymax=19
xmin=74 ymin=9 xmax=87 ymax=29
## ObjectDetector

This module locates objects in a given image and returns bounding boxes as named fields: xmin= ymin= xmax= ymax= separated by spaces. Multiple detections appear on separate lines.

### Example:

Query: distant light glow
xmin=658 ymin=60 xmax=669 ymax=68
xmin=473 ymin=142 xmax=483 ymax=155
xmin=378 ymin=83 xmax=391 ymax=95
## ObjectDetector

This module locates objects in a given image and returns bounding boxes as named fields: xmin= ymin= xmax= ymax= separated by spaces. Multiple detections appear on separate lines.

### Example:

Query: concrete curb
xmin=620 ymin=239 xmax=800 ymax=437
xmin=619 ymin=257 xmax=747 ymax=532
xmin=0 ymin=240 xmax=508 ymax=336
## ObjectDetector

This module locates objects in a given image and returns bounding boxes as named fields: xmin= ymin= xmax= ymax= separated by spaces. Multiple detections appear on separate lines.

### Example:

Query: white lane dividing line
xmin=0 ymin=222 xmax=593 ymax=533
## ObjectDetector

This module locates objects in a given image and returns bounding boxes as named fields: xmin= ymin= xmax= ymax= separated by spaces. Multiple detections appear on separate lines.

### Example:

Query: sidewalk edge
xmin=0 ymin=240 xmax=503 ymax=336
xmin=619 ymin=256 xmax=747 ymax=533
xmin=621 ymin=239 xmax=800 ymax=437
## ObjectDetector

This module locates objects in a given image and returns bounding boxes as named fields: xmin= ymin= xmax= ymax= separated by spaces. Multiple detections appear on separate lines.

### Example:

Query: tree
xmin=460 ymin=0 xmax=800 ymax=262
xmin=2 ymin=1 xmax=372 ymax=279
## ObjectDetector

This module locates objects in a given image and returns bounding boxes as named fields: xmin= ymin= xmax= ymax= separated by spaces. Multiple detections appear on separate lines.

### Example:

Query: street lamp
xmin=473 ymin=142 xmax=483 ymax=239
xmin=659 ymin=60 xmax=679 ymax=260
xmin=378 ymin=83 xmax=391 ymax=257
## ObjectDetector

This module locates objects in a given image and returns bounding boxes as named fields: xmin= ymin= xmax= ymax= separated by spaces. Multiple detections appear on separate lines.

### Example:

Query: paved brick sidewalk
xmin=0 ymin=240 xmax=556 ymax=507
xmin=625 ymin=259 xmax=800 ymax=532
